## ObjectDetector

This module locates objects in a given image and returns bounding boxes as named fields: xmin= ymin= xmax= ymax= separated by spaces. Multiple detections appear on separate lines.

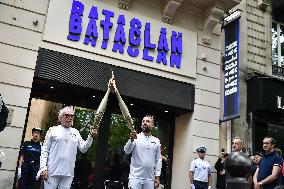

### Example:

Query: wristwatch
xmin=259 ymin=181 xmax=263 ymax=186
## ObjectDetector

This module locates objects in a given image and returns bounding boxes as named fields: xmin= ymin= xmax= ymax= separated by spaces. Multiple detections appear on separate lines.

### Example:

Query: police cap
xmin=196 ymin=146 xmax=207 ymax=153
xmin=32 ymin=127 xmax=42 ymax=134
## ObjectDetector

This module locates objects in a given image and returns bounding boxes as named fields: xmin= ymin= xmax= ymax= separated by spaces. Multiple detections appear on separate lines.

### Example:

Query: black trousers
xmin=193 ymin=180 xmax=208 ymax=189
xmin=18 ymin=163 xmax=40 ymax=189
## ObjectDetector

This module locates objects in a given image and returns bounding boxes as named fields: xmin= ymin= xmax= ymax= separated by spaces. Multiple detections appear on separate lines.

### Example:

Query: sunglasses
xmin=64 ymin=114 xmax=74 ymax=118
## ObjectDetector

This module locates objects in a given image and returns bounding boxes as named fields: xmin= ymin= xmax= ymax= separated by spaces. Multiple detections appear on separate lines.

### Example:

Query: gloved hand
xmin=17 ymin=167 xmax=21 ymax=180
xmin=208 ymin=186 xmax=212 ymax=189
xmin=191 ymin=184 xmax=195 ymax=189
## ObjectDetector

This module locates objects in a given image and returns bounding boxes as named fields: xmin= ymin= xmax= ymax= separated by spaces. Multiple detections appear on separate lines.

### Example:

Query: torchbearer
xmin=110 ymin=77 xmax=162 ymax=189
xmin=37 ymin=77 xmax=113 ymax=189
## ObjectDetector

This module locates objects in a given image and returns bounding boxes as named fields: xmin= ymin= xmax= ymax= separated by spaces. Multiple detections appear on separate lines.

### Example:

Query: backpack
xmin=0 ymin=99 xmax=9 ymax=132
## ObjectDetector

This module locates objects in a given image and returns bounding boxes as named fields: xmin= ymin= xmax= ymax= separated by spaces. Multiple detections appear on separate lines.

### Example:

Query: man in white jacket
xmin=124 ymin=115 xmax=162 ymax=189
xmin=38 ymin=106 xmax=98 ymax=189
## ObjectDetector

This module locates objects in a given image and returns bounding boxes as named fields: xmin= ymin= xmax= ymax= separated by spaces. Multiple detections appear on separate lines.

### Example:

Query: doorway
xmin=17 ymin=77 xmax=176 ymax=189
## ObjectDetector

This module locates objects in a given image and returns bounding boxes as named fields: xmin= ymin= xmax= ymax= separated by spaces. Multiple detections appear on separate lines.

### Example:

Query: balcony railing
xmin=272 ymin=65 xmax=284 ymax=77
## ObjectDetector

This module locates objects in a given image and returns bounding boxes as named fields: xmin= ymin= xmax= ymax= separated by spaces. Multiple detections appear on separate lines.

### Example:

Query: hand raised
xmin=129 ymin=131 xmax=137 ymax=142
xmin=90 ymin=126 xmax=98 ymax=137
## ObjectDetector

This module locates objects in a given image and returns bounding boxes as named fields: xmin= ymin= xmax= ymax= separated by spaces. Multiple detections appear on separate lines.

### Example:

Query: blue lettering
xmin=100 ymin=9 xmax=114 ymax=49
xmin=67 ymin=1 xmax=84 ymax=41
xmin=88 ymin=6 xmax=98 ymax=19
xmin=128 ymin=18 xmax=141 ymax=57
xmin=129 ymin=18 xmax=141 ymax=46
xmin=170 ymin=54 xmax=181 ymax=68
xmin=84 ymin=19 xmax=98 ymax=47
xmin=71 ymin=0 xmax=84 ymax=16
xmin=157 ymin=28 xmax=169 ymax=51
xmin=67 ymin=15 xmax=83 ymax=41
xmin=114 ymin=15 xmax=126 ymax=43
xmin=127 ymin=46 xmax=139 ymax=57
xmin=112 ymin=43 xmax=124 ymax=54
xmin=156 ymin=51 xmax=167 ymax=65
xmin=84 ymin=6 xmax=99 ymax=46
xmin=171 ymin=31 xmax=182 ymax=54
xmin=143 ymin=49 xmax=154 ymax=61
xmin=144 ymin=23 xmax=156 ymax=49
xmin=112 ymin=15 xmax=126 ymax=54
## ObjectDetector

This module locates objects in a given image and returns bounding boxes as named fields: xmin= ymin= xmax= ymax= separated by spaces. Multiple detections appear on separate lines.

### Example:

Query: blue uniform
xmin=19 ymin=140 xmax=41 ymax=189
xmin=257 ymin=151 xmax=283 ymax=189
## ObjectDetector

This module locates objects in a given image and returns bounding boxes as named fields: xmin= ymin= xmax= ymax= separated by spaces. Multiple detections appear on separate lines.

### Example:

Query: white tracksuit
xmin=38 ymin=125 xmax=93 ymax=188
xmin=124 ymin=133 xmax=161 ymax=189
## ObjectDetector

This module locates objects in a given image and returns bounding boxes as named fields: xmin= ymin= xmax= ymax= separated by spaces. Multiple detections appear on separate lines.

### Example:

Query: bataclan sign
xmin=67 ymin=1 xmax=182 ymax=69
xmin=43 ymin=0 xmax=197 ymax=78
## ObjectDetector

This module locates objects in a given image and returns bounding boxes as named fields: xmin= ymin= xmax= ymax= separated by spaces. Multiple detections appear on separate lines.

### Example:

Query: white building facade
xmin=0 ymin=0 xmax=240 ymax=188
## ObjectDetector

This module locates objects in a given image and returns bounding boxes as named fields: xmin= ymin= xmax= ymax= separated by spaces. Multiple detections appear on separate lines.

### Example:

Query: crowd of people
xmin=211 ymin=137 xmax=284 ymax=189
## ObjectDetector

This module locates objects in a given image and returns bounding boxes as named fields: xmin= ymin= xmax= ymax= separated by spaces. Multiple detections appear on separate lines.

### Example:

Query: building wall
xmin=172 ymin=28 xmax=221 ymax=188
xmin=0 ymin=0 xmax=49 ymax=188
xmin=0 ymin=0 xmax=222 ymax=188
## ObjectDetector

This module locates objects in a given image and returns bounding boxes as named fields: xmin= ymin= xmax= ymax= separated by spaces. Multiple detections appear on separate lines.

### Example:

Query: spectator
xmin=214 ymin=149 xmax=228 ymax=189
xmin=232 ymin=136 xmax=243 ymax=152
xmin=253 ymin=137 xmax=283 ymax=189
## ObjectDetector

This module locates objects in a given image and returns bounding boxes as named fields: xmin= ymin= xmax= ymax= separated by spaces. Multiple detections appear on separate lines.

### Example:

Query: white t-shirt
xmin=124 ymin=132 xmax=161 ymax=180
xmin=190 ymin=157 xmax=211 ymax=182
xmin=39 ymin=125 xmax=93 ymax=177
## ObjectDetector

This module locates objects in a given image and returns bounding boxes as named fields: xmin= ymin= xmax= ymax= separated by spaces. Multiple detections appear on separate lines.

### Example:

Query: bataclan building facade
xmin=0 ymin=0 xmax=240 ymax=188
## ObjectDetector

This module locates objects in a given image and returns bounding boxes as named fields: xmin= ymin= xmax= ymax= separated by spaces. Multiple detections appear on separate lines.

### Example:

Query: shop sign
xmin=223 ymin=18 xmax=240 ymax=121
xmin=67 ymin=1 xmax=182 ymax=69
xmin=42 ymin=0 xmax=197 ymax=79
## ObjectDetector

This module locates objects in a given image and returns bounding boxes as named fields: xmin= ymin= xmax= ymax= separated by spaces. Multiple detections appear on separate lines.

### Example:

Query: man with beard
xmin=109 ymin=77 xmax=161 ymax=189
xmin=124 ymin=116 xmax=162 ymax=189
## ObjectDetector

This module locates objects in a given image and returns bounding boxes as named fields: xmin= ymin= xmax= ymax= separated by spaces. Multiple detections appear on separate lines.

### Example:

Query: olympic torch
xmin=92 ymin=79 xmax=112 ymax=129
xmin=112 ymin=79 xmax=135 ymax=132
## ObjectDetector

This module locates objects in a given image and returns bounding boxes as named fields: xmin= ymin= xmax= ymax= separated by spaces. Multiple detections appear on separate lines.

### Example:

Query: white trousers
xmin=129 ymin=178 xmax=154 ymax=189
xmin=43 ymin=176 xmax=73 ymax=189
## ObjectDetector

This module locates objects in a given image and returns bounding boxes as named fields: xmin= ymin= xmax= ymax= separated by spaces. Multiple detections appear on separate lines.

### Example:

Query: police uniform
xmin=18 ymin=139 xmax=41 ymax=189
xmin=190 ymin=147 xmax=212 ymax=189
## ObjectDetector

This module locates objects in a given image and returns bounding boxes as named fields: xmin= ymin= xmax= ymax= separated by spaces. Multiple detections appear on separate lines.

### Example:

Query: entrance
xmin=18 ymin=48 xmax=194 ymax=189
xmin=18 ymin=77 xmax=176 ymax=189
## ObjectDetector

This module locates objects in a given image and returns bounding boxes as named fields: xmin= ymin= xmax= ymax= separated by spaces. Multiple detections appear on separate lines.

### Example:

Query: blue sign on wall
xmin=223 ymin=18 xmax=240 ymax=121
xmin=66 ymin=0 xmax=183 ymax=69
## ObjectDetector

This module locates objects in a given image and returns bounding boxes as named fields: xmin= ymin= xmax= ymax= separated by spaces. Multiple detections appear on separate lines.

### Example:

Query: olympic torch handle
xmin=115 ymin=90 xmax=135 ymax=132
xmin=93 ymin=88 xmax=111 ymax=129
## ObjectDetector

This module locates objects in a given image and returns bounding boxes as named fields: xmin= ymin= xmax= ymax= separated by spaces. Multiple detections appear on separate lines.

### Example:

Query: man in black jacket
xmin=214 ymin=150 xmax=228 ymax=189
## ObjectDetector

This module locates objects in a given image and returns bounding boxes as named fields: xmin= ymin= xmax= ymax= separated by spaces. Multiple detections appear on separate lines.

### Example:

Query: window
xmin=272 ymin=22 xmax=284 ymax=67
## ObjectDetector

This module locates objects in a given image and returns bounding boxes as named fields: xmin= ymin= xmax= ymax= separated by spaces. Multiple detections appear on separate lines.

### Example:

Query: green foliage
xmin=108 ymin=114 xmax=132 ymax=153
xmin=73 ymin=108 xmax=98 ymax=165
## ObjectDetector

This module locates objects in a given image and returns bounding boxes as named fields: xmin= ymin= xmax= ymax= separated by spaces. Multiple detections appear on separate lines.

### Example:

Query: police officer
xmin=18 ymin=127 xmax=42 ymax=189
xmin=189 ymin=146 xmax=212 ymax=189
